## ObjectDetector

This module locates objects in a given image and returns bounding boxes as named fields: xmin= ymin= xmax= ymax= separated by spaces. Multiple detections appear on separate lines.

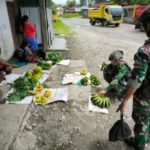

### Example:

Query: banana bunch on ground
xmin=80 ymin=69 xmax=88 ymax=75
xmin=91 ymin=93 xmax=111 ymax=108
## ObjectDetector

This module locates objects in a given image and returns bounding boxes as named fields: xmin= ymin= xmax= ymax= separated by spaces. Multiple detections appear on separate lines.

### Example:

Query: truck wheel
xmin=115 ymin=24 xmax=120 ymax=27
xmin=101 ymin=20 xmax=108 ymax=27
xmin=91 ymin=21 xmax=96 ymax=26
xmin=90 ymin=20 xmax=96 ymax=26
xmin=140 ymin=24 xmax=144 ymax=32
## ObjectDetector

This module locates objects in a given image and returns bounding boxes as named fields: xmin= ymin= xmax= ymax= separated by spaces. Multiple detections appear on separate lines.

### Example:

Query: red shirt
xmin=23 ymin=23 xmax=36 ymax=38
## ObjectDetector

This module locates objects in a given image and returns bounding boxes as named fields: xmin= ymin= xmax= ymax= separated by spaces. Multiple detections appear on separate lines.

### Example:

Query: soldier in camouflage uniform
xmin=98 ymin=50 xmax=130 ymax=97
xmin=119 ymin=8 xmax=150 ymax=150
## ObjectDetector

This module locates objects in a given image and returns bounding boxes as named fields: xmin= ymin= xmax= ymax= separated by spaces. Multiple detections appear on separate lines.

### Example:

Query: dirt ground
xmin=12 ymin=18 xmax=150 ymax=150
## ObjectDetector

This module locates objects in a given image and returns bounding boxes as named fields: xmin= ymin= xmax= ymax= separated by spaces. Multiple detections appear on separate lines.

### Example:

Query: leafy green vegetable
xmin=80 ymin=77 xmax=89 ymax=86
xmin=90 ymin=75 xmax=101 ymax=86
xmin=38 ymin=60 xmax=52 ymax=70
xmin=28 ymin=78 xmax=38 ymax=90
xmin=13 ymin=77 xmax=31 ymax=91
xmin=13 ymin=77 xmax=38 ymax=91
xmin=7 ymin=90 xmax=30 ymax=102
xmin=47 ymin=53 xmax=62 ymax=65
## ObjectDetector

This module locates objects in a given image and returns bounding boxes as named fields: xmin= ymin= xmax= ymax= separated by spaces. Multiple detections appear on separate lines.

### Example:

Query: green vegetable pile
xmin=7 ymin=90 xmax=30 ymax=102
xmin=91 ymin=93 xmax=111 ymax=108
xmin=90 ymin=75 xmax=101 ymax=86
xmin=8 ymin=77 xmax=38 ymax=102
xmin=38 ymin=60 xmax=52 ymax=70
xmin=80 ymin=77 xmax=89 ymax=86
xmin=13 ymin=77 xmax=38 ymax=91
xmin=47 ymin=52 xmax=62 ymax=65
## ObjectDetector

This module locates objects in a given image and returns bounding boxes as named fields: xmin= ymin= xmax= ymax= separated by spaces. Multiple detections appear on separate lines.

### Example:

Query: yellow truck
xmin=88 ymin=4 xmax=124 ymax=27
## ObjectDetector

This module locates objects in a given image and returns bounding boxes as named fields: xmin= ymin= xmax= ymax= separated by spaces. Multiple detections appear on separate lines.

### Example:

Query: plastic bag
xmin=109 ymin=113 xmax=131 ymax=142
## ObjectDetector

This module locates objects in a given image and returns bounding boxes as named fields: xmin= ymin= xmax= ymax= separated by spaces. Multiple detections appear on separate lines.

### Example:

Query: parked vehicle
xmin=88 ymin=4 xmax=124 ymax=27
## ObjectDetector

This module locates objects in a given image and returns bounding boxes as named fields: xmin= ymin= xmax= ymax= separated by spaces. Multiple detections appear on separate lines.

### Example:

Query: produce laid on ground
xmin=7 ymin=90 xmax=30 ymax=102
xmin=47 ymin=52 xmax=62 ymax=65
xmin=7 ymin=66 xmax=43 ymax=102
xmin=35 ymin=85 xmax=52 ymax=104
xmin=80 ymin=69 xmax=88 ymax=75
xmin=38 ymin=60 xmax=52 ymax=70
xmin=25 ymin=66 xmax=42 ymax=80
xmin=91 ymin=93 xmax=111 ymax=108
xmin=80 ymin=72 xmax=101 ymax=87
xmin=80 ymin=77 xmax=89 ymax=86
xmin=90 ymin=74 xmax=101 ymax=86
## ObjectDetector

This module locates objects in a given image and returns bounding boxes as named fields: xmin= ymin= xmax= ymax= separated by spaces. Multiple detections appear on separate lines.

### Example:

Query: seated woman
xmin=15 ymin=41 xmax=38 ymax=63
xmin=98 ymin=50 xmax=131 ymax=99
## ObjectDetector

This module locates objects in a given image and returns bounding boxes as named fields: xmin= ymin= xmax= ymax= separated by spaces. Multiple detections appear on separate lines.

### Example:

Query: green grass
xmin=53 ymin=19 xmax=74 ymax=36
xmin=59 ymin=13 xmax=81 ymax=18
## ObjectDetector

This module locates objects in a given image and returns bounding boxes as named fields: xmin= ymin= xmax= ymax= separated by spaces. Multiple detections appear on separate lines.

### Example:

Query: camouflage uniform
xmin=105 ymin=62 xmax=130 ymax=93
xmin=103 ymin=62 xmax=130 ymax=97
xmin=129 ymin=39 xmax=150 ymax=150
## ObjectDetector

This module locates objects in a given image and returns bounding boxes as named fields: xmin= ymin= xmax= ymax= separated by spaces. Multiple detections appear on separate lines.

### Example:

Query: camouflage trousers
xmin=132 ymin=96 xmax=150 ymax=150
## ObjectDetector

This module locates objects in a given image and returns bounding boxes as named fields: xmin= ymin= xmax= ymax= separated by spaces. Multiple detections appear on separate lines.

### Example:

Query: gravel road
xmin=64 ymin=18 xmax=146 ymax=72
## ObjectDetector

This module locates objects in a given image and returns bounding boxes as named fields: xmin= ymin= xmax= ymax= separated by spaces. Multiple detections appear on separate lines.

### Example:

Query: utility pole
xmin=39 ymin=0 xmax=49 ymax=50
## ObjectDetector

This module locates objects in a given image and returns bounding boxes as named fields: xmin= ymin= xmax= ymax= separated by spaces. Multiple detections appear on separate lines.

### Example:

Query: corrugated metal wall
xmin=21 ymin=7 xmax=42 ymax=43
xmin=19 ymin=0 xmax=54 ymax=47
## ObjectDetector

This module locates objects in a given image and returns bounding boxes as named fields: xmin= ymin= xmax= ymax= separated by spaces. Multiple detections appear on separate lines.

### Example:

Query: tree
xmin=80 ymin=0 xmax=86 ymax=6
xmin=112 ymin=0 xmax=150 ymax=4
xmin=66 ymin=0 xmax=76 ymax=8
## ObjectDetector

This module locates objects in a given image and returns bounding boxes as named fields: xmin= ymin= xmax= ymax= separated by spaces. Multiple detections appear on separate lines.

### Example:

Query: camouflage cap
xmin=109 ymin=50 xmax=124 ymax=61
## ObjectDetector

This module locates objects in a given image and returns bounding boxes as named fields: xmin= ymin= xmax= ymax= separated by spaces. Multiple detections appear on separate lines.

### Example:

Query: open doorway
xmin=6 ymin=1 xmax=22 ymax=49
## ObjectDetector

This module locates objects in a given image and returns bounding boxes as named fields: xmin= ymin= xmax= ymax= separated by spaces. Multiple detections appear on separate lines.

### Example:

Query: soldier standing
xmin=119 ymin=8 xmax=150 ymax=150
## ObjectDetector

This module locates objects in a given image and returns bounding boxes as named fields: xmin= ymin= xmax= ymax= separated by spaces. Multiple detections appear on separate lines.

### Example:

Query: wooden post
xmin=39 ymin=0 xmax=49 ymax=50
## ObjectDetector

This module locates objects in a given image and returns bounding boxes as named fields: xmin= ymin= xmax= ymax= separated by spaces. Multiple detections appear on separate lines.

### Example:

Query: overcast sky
xmin=53 ymin=0 xmax=80 ymax=4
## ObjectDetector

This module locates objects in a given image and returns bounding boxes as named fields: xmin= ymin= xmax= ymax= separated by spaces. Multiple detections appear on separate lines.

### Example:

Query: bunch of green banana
xmin=80 ymin=69 xmax=88 ymax=75
xmin=91 ymin=93 xmax=111 ymax=108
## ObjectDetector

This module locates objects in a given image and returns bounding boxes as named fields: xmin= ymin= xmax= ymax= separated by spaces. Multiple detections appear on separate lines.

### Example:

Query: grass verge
xmin=53 ymin=19 xmax=74 ymax=36
xmin=59 ymin=13 xmax=81 ymax=18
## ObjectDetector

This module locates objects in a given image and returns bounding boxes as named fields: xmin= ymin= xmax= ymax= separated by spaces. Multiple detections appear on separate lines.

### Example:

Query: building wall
xmin=0 ymin=0 xmax=14 ymax=60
